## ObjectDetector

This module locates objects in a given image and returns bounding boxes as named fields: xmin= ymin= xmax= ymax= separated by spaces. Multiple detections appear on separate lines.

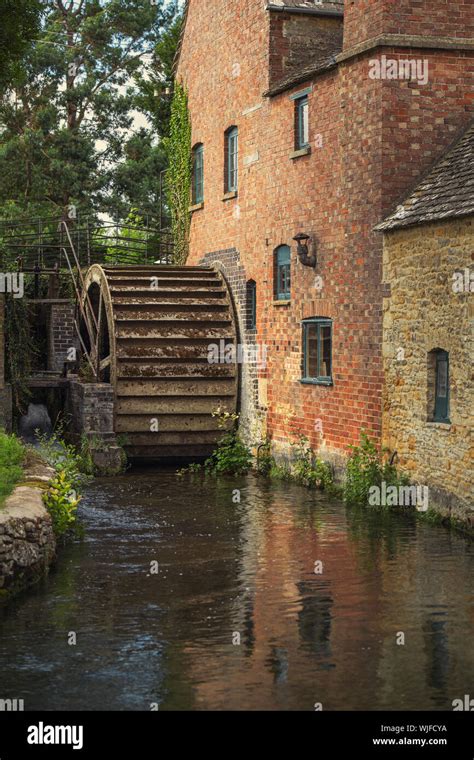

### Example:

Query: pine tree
xmin=0 ymin=0 xmax=178 ymax=219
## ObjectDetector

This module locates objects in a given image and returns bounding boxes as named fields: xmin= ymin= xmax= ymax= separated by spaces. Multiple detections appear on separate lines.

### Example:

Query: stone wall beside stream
xmin=0 ymin=464 xmax=56 ymax=604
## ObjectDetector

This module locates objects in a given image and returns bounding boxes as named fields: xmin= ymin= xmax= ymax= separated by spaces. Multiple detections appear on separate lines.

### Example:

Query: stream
xmin=0 ymin=469 xmax=472 ymax=711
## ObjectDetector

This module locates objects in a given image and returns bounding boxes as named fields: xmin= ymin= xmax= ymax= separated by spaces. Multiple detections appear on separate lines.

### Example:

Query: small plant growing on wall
xmin=343 ymin=431 xmax=407 ymax=506
xmin=204 ymin=409 xmax=253 ymax=476
xmin=290 ymin=435 xmax=334 ymax=490
xmin=177 ymin=408 xmax=253 ymax=477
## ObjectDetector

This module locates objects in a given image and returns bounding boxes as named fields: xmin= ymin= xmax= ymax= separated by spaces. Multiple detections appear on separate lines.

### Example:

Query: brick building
xmin=175 ymin=0 xmax=474 ymax=468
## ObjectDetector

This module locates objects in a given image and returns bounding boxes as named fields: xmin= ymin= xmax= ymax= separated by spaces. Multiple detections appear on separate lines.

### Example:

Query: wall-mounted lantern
xmin=293 ymin=232 xmax=316 ymax=268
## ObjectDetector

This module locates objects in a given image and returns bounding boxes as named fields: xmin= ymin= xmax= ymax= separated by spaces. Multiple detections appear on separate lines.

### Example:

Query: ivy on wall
xmin=165 ymin=82 xmax=192 ymax=265
xmin=4 ymin=294 xmax=37 ymax=414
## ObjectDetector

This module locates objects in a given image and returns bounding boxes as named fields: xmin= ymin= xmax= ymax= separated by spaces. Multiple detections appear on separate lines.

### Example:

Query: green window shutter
xmin=192 ymin=144 xmax=203 ymax=203
xmin=434 ymin=350 xmax=450 ymax=422
xmin=275 ymin=245 xmax=291 ymax=300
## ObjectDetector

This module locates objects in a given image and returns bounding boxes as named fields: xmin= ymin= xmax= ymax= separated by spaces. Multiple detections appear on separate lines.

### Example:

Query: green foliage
xmin=0 ymin=0 xmax=178 ymax=218
xmin=204 ymin=430 xmax=253 ymax=476
xmin=35 ymin=424 xmax=92 ymax=489
xmin=36 ymin=422 xmax=94 ymax=536
xmin=290 ymin=436 xmax=334 ymax=490
xmin=343 ymin=431 xmax=407 ymax=506
xmin=178 ymin=410 xmax=253 ymax=477
xmin=176 ymin=461 xmax=202 ymax=477
xmin=256 ymin=439 xmax=273 ymax=476
xmin=109 ymin=131 xmax=168 ymax=219
xmin=79 ymin=433 xmax=128 ymax=476
xmin=4 ymin=294 xmax=37 ymax=414
xmin=164 ymin=81 xmax=191 ymax=264
xmin=0 ymin=431 xmax=24 ymax=505
xmin=43 ymin=469 xmax=80 ymax=538
xmin=203 ymin=410 xmax=253 ymax=475
xmin=104 ymin=208 xmax=149 ymax=263
xmin=269 ymin=461 xmax=292 ymax=481
xmin=0 ymin=0 xmax=43 ymax=90
xmin=258 ymin=435 xmax=334 ymax=490
xmin=134 ymin=15 xmax=183 ymax=140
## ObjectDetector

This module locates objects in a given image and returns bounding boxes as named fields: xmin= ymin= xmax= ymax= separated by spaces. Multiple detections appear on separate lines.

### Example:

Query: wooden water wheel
xmin=78 ymin=264 xmax=238 ymax=460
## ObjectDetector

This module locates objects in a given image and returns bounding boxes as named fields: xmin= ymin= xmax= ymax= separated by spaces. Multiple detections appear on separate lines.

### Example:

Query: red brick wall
xmin=177 ymin=0 xmax=474 ymax=460
xmin=343 ymin=0 xmax=474 ymax=52
xmin=269 ymin=11 xmax=343 ymax=88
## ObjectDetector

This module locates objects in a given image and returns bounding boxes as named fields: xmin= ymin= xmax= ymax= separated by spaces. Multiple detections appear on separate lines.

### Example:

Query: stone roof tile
xmin=268 ymin=1 xmax=343 ymax=11
xmin=376 ymin=122 xmax=474 ymax=231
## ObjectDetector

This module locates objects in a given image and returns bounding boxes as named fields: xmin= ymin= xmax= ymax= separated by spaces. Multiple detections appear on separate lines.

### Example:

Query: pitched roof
xmin=264 ymin=52 xmax=338 ymax=97
xmin=376 ymin=122 xmax=474 ymax=231
xmin=267 ymin=1 xmax=343 ymax=13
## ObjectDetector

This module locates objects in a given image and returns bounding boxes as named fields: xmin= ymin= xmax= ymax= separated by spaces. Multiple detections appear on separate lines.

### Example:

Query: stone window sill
xmin=189 ymin=202 xmax=204 ymax=212
xmin=222 ymin=190 xmax=238 ymax=201
xmin=300 ymin=378 xmax=333 ymax=387
xmin=426 ymin=421 xmax=452 ymax=430
xmin=273 ymin=299 xmax=290 ymax=306
xmin=290 ymin=146 xmax=311 ymax=160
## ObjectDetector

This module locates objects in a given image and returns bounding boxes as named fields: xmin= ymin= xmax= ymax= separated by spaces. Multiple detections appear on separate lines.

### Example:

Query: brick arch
xmin=198 ymin=247 xmax=266 ymax=445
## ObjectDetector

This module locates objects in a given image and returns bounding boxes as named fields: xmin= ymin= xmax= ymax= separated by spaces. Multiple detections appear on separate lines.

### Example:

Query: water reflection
xmin=0 ymin=470 xmax=472 ymax=711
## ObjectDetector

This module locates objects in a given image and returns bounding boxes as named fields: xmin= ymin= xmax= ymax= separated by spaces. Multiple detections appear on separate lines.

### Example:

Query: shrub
xmin=256 ymin=439 xmax=273 ymax=476
xmin=35 ymin=427 xmax=93 ymax=486
xmin=202 ymin=409 xmax=252 ymax=475
xmin=343 ymin=431 xmax=407 ymax=506
xmin=290 ymin=436 xmax=334 ymax=490
xmin=43 ymin=470 xmax=81 ymax=537
xmin=0 ymin=431 xmax=24 ymax=505
xmin=178 ymin=409 xmax=253 ymax=477
xmin=204 ymin=429 xmax=253 ymax=476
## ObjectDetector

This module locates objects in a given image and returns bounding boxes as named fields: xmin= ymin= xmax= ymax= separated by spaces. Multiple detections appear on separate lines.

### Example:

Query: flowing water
xmin=0 ymin=470 xmax=472 ymax=711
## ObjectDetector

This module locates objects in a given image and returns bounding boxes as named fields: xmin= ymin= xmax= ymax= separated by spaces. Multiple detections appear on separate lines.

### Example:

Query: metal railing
xmin=0 ymin=214 xmax=175 ymax=273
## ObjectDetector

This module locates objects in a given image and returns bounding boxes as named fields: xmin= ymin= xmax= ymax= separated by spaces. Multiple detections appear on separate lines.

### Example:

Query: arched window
xmin=428 ymin=349 xmax=450 ymax=422
xmin=302 ymin=317 xmax=332 ymax=385
xmin=192 ymin=143 xmax=204 ymax=204
xmin=274 ymin=244 xmax=291 ymax=300
xmin=246 ymin=280 xmax=256 ymax=330
xmin=225 ymin=126 xmax=238 ymax=193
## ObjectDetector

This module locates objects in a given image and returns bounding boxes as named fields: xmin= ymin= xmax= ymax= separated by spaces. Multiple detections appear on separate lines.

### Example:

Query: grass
xmin=0 ymin=431 xmax=25 ymax=506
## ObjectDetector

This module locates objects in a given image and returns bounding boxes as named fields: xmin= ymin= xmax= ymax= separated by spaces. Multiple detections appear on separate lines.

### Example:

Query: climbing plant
xmin=4 ymin=293 xmax=37 ymax=415
xmin=165 ymin=82 xmax=192 ymax=264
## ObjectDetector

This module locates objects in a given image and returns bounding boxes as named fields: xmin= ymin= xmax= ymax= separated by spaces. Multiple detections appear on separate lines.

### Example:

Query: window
xmin=295 ymin=96 xmax=309 ymax=150
xmin=192 ymin=143 xmax=204 ymax=204
xmin=274 ymin=245 xmax=291 ymax=300
xmin=302 ymin=318 xmax=332 ymax=384
xmin=225 ymin=126 xmax=238 ymax=192
xmin=246 ymin=280 xmax=257 ymax=330
xmin=429 ymin=349 xmax=450 ymax=422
